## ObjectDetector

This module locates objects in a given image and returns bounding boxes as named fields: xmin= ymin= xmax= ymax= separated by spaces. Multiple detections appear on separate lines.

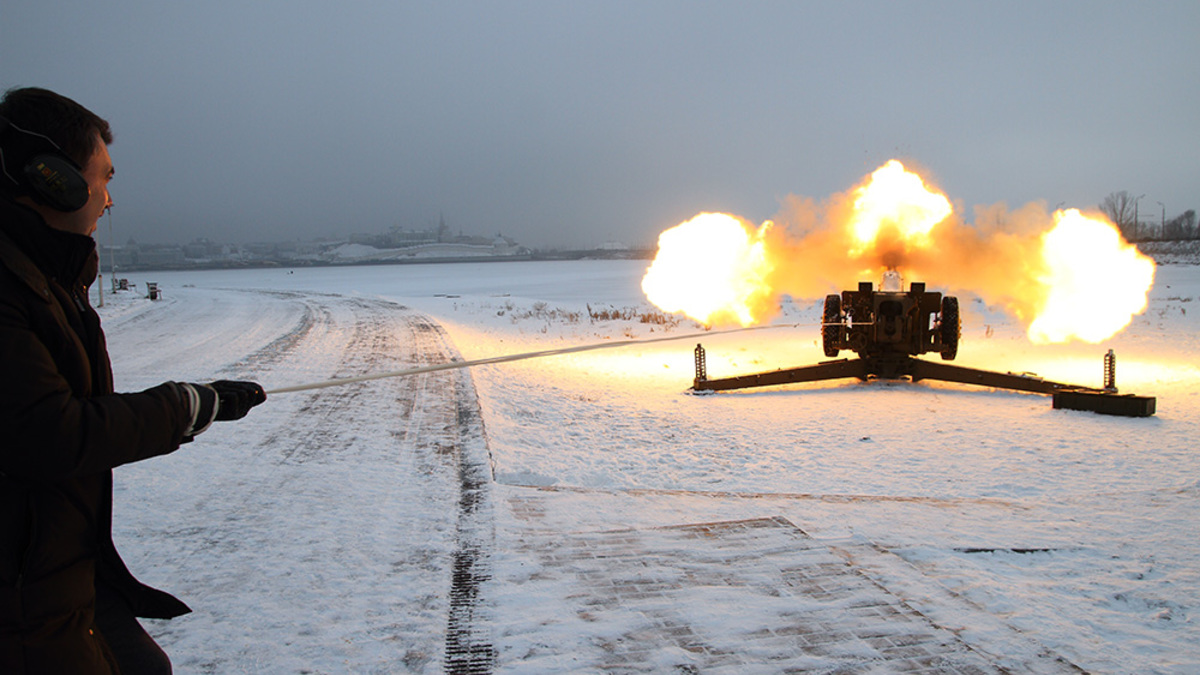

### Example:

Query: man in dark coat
xmin=0 ymin=87 xmax=266 ymax=673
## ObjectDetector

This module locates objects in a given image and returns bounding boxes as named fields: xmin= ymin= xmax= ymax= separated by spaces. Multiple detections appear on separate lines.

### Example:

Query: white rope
xmin=265 ymin=322 xmax=809 ymax=395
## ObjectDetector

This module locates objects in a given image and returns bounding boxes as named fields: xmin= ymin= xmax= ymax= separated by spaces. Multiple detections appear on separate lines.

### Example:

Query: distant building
xmin=183 ymin=238 xmax=221 ymax=260
xmin=97 ymin=218 xmax=537 ymax=269
xmin=136 ymin=246 xmax=186 ymax=267
xmin=98 ymin=245 xmax=136 ymax=271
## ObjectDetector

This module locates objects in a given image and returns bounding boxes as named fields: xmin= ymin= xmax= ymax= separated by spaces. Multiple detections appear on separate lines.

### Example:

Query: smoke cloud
xmin=764 ymin=195 xmax=1058 ymax=323
xmin=644 ymin=160 xmax=1155 ymax=343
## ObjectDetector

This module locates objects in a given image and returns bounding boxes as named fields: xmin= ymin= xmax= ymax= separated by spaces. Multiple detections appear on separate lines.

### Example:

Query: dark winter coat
xmin=0 ymin=197 xmax=193 ymax=673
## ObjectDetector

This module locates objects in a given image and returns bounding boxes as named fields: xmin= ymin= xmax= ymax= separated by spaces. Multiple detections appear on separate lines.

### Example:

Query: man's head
xmin=0 ymin=87 xmax=114 ymax=236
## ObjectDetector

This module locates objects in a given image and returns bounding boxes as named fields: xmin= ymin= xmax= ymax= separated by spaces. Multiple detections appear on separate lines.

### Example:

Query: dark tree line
xmin=1099 ymin=191 xmax=1197 ymax=242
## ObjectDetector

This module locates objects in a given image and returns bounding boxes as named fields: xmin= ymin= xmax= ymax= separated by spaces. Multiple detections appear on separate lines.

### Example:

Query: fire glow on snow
xmin=95 ymin=261 xmax=1200 ymax=673
xmin=641 ymin=160 xmax=1156 ymax=344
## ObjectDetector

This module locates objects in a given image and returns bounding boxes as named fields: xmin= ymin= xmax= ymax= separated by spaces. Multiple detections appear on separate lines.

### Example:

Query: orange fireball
xmin=1027 ymin=209 xmax=1156 ymax=344
xmin=641 ymin=213 xmax=774 ymax=326
xmin=641 ymin=160 xmax=1157 ymax=347
xmin=847 ymin=160 xmax=952 ymax=258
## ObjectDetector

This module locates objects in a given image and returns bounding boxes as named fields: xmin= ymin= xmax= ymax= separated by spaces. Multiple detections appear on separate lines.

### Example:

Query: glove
xmin=208 ymin=380 xmax=267 ymax=421
xmin=176 ymin=380 xmax=266 ymax=441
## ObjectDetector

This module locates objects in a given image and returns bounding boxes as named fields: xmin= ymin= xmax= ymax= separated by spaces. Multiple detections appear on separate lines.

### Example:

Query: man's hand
xmin=176 ymin=380 xmax=266 ymax=441
xmin=208 ymin=380 xmax=267 ymax=421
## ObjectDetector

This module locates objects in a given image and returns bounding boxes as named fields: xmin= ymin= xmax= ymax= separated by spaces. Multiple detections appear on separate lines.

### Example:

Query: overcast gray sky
xmin=3 ymin=1 xmax=1197 ymax=248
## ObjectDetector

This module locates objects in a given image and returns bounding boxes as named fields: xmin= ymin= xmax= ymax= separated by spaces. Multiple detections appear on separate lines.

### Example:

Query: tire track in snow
xmin=259 ymin=297 xmax=497 ymax=671
xmin=103 ymin=288 xmax=318 ymax=386
xmin=112 ymin=291 xmax=494 ymax=672
xmin=443 ymin=348 xmax=496 ymax=674
xmin=215 ymin=290 xmax=327 ymax=380
xmin=371 ymin=313 xmax=497 ymax=672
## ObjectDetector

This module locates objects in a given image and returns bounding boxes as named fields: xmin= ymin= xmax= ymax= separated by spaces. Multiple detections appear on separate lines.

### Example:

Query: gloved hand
xmin=176 ymin=380 xmax=266 ymax=441
xmin=208 ymin=380 xmax=267 ymax=421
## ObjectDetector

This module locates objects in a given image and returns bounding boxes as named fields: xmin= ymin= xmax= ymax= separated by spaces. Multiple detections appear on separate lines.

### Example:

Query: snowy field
xmin=93 ymin=259 xmax=1199 ymax=673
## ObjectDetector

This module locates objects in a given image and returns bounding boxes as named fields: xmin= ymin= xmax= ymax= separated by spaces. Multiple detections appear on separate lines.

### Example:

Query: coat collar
xmin=0 ymin=209 xmax=54 ymax=303
xmin=0 ymin=197 xmax=97 ymax=301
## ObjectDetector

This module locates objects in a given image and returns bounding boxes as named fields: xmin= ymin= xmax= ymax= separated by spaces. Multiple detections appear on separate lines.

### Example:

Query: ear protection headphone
xmin=0 ymin=114 xmax=90 ymax=212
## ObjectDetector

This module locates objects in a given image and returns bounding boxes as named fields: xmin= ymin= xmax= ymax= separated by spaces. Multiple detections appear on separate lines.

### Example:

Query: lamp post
xmin=98 ymin=208 xmax=109 ymax=307
xmin=108 ymin=206 xmax=116 ymax=290
xmin=1156 ymin=201 xmax=1165 ymax=239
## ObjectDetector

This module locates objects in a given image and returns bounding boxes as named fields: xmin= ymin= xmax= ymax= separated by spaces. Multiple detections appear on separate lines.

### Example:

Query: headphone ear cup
xmin=24 ymin=153 xmax=90 ymax=212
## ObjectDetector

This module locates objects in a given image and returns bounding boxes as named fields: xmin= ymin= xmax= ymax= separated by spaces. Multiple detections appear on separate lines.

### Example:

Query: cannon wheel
xmin=822 ymin=294 xmax=843 ymax=357
xmin=939 ymin=296 xmax=960 ymax=360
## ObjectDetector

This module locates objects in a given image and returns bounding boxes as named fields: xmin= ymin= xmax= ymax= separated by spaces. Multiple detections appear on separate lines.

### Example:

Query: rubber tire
xmin=822 ymin=294 xmax=842 ymax=357
xmin=940 ymin=296 xmax=960 ymax=360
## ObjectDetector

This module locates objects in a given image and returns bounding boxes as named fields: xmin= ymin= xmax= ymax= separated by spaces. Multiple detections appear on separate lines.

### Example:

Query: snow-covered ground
xmin=94 ymin=259 xmax=1199 ymax=673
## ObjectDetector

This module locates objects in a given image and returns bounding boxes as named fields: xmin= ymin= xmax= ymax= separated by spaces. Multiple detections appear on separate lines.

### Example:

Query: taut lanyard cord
xmin=265 ymin=323 xmax=805 ymax=395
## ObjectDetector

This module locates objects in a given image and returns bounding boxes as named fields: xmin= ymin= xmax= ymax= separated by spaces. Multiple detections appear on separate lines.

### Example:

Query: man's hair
xmin=0 ymin=87 xmax=113 ymax=167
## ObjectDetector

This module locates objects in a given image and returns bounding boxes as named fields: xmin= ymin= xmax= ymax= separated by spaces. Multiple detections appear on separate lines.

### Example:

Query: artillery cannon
xmin=691 ymin=274 xmax=1155 ymax=417
xmin=822 ymin=271 xmax=960 ymax=363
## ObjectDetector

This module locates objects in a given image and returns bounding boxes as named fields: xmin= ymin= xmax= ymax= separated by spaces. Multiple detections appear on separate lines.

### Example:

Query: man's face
xmin=39 ymin=133 xmax=114 ymax=237
xmin=64 ymin=136 xmax=115 ymax=237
